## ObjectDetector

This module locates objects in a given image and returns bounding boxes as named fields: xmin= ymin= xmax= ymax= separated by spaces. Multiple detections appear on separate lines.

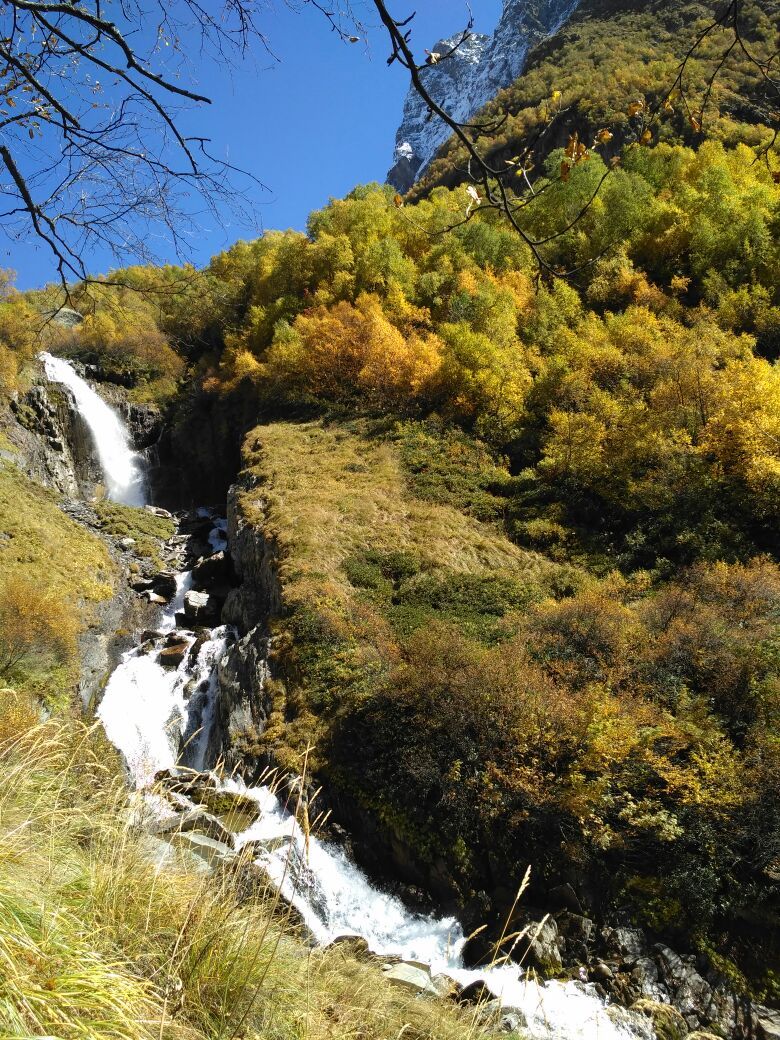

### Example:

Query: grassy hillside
xmin=0 ymin=457 xmax=115 ymax=707
xmin=233 ymin=417 xmax=780 ymax=998
xmin=232 ymin=418 xmax=576 ymax=769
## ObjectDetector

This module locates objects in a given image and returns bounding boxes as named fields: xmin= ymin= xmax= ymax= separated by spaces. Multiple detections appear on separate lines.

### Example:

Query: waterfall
xmin=97 ymin=516 xmax=653 ymax=1040
xmin=40 ymin=352 xmax=147 ymax=505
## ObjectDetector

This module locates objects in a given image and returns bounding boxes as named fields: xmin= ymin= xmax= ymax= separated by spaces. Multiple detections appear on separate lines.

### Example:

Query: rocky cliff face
xmin=387 ymin=0 xmax=582 ymax=191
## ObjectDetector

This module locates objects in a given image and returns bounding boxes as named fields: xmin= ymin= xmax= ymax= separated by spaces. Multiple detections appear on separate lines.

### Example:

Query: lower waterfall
xmin=98 ymin=514 xmax=653 ymax=1040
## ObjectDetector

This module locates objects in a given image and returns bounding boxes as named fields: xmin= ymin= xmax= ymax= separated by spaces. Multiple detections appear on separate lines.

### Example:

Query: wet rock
xmin=192 ymin=550 xmax=233 ymax=591
xmin=458 ymin=979 xmax=495 ymax=1005
xmin=183 ymin=589 xmax=218 ymax=624
xmin=169 ymin=831 xmax=234 ymax=867
xmin=325 ymin=935 xmax=372 ymax=960
xmin=520 ymin=917 xmax=562 ymax=976
xmin=151 ymin=571 xmax=178 ymax=600
xmin=591 ymin=962 xmax=614 ymax=983
xmin=141 ymin=591 xmax=167 ymax=605
xmin=152 ymin=806 xmax=235 ymax=847
xmin=141 ymin=833 xmax=210 ymax=875
xmin=605 ymin=1004 xmax=656 ymax=1040
xmin=653 ymin=945 xmax=713 ymax=1027
xmin=131 ymin=577 xmax=154 ymax=592
xmin=156 ymin=772 xmax=258 ymax=833
xmin=631 ymin=998 xmax=688 ymax=1040
xmin=141 ymin=629 xmax=163 ymax=642
xmin=158 ymin=641 xmax=190 ymax=668
xmin=631 ymin=955 xmax=661 ymax=992
xmin=430 ymin=974 xmax=461 ymax=999
xmin=556 ymin=911 xmax=595 ymax=945
xmin=211 ymin=628 xmax=272 ymax=774
xmin=489 ymin=1003 xmax=529 ymax=1034
xmin=382 ymin=961 xmax=441 ymax=997
xmin=756 ymin=1005 xmax=780 ymax=1040
xmin=602 ymin=926 xmax=647 ymax=966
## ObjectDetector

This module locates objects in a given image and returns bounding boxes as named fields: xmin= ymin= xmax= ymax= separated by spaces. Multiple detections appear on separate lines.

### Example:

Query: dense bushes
xmin=137 ymin=135 xmax=780 ymax=571
xmin=329 ymin=557 xmax=780 ymax=953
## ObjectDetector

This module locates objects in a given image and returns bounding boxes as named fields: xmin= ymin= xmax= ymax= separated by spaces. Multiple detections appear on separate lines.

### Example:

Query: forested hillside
xmin=0 ymin=0 xmax=778 ymax=1030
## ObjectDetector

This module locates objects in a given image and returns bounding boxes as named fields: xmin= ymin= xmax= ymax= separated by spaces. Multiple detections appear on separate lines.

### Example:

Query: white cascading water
xmin=40 ymin=352 xmax=147 ymax=505
xmin=50 ymin=379 xmax=651 ymax=1040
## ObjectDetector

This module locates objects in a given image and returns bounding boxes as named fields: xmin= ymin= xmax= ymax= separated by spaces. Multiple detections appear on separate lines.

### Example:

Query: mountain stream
xmin=44 ymin=356 xmax=653 ymax=1040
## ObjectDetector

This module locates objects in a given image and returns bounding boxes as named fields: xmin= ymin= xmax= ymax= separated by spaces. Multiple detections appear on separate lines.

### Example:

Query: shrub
xmin=0 ymin=575 xmax=78 ymax=677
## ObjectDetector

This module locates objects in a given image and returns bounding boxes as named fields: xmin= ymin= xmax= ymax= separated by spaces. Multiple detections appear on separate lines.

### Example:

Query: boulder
xmin=653 ymin=945 xmax=713 ymax=1026
xmin=591 ymin=962 xmax=614 ymax=983
xmin=158 ymin=641 xmax=189 ymax=668
xmin=472 ymin=998 xmax=528 ymax=1033
xmin=192 ymin=550 xmax=233 ymax=591
xmin=631 ymin=998 xmax=689 ymax=1040
xmin=756 ymin=1006 xmax=780 ymax=1040
xmin=521 ymin=917 xmax=563 ymax=975
xmin=169 ymin=831 xmax=234 ymax=867
xmin=430 ymin=974 xmax=460 ymax=999
xmin=141 ymin=591 xmax=167 ymax=606
xmin=606 ymin=1004 xmax=656 ymax=1040
xmin=603 ymin=926 xmax=647 ymax=966
xmin=381 ymin=961 xmax=441 ymax=997
xmin=152 ymin=807 xmax=235 ymax=847
xmin=118 ymin=537 xmax=136 ymax=550
xmin=183 ymin=589 xmax=218 ymax=624
xmin=458 ymin=979 xmax=495 ymax=1005
xmin=325 ymin=935 xmax=372 ymax=960
xmin=144 ymin=505 xmax=173 ymax=519
xmin=631 ymin=955 xmax=661 ymax=992
xmin=687 ymin=1034 xmax=723 ymax=1040
xmin=151 ymin=571 xmax=178 ymax=600
xmin=155 ymin=772 xmax=258 ymax=833
xmin=556 ymin=911 xmax=595 ymax=944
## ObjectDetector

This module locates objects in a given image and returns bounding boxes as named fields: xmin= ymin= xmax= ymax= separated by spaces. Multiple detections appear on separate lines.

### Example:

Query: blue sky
xmin=10 ymin=1 xmax=502 ymax=289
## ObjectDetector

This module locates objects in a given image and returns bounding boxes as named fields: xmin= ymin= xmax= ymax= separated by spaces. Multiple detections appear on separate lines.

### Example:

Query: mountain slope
xmin=411 ymin=0 xmax=778 ymax=197
xmin=387 ymin=0 xmax=582 ymax=191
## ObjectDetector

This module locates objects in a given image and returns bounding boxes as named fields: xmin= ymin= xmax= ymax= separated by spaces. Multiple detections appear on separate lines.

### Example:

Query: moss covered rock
xmin=631 ymin=999 xmax=688 ymax=1040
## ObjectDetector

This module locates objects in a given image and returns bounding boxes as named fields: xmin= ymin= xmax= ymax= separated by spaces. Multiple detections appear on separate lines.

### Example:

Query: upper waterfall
xmin=40 ymin=352 xmax=148 ymax=506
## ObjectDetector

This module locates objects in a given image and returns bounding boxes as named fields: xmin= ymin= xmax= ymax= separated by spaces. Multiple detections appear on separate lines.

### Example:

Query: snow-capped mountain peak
xmin=387 ymin=0 xmax=582 ymax=192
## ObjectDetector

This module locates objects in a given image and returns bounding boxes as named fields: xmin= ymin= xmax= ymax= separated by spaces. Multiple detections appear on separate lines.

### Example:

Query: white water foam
xmin=40 ymin=352 xmax=147 ymax=505
xmin=98 ymin=566 xmax=229 ymax=787
xmin=231 ymin=783 xmax=650 ymax=1040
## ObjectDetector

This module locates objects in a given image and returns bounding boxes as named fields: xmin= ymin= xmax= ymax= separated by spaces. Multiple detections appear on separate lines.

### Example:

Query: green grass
xmin=0 ymin=458 xmax=114 ymax=604
xmin=232 ymin=418 xmax=576 ymax=775
xmin=94 ymin=501 xmax=175 ymax=568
